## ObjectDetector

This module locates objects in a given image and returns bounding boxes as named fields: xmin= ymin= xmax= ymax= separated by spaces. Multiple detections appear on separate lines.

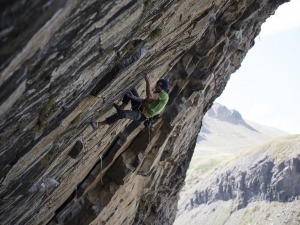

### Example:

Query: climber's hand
xmin=144 ymin=74 xmax=150 ymax=82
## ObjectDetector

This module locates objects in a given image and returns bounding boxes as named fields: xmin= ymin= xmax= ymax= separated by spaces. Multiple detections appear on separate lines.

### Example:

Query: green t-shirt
xmin=142 ymin=92 xmax=169 ymax=118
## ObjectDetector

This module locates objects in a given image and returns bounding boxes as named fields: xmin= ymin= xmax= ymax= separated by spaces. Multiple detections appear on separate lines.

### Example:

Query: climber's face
xmin=154 ymin=82 xmax=163 ymax=93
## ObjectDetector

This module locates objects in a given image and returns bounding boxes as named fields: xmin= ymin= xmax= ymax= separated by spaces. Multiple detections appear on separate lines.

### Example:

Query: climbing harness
xmin=143 ymin=118 xmax=152 ymax=144
xmin=144 ymin=115 xmax=159 ymax=144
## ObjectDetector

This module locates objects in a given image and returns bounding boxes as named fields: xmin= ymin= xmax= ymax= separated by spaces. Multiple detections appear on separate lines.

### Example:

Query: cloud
xmin=260 ymin=0 xmax=300 ymax=37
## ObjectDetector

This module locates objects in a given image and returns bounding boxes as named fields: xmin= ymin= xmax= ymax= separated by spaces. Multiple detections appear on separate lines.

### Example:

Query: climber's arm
xmin=145 ymin=75 xmax=159 ymax=100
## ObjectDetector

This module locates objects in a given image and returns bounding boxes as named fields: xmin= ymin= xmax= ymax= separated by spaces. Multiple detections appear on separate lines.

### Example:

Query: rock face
xmin=181 ymin=151 xmax=300 ymax=211
xmin=175 ymin=135 xmax=300 ymax=225
xmin=0 ymin=0 xmax=289 ymax=224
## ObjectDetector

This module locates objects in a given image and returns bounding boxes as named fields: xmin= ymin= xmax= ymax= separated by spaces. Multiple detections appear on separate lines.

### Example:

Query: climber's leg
xmin=90 ymin=102 xmax=146 ymax=129
xmin=122 ymin=88 xmax=140 ymax=110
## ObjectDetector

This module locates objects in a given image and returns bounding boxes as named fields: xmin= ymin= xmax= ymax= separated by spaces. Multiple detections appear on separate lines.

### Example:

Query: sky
xmin=216 ymin=0 xmax=300 ymax=134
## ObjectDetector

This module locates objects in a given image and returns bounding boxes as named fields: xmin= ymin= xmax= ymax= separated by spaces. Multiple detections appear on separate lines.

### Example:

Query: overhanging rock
xmin=0 ymin=0 xmax=289 ymax=224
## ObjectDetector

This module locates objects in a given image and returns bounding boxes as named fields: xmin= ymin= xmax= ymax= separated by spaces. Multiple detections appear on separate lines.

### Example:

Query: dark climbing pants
xmin=106 ymin=110 xmax=146 ymax=125
xmin=122 ymin=88 xmax=140 ymax=111
xmin=106 ymin=88 xmax=146 ymax=125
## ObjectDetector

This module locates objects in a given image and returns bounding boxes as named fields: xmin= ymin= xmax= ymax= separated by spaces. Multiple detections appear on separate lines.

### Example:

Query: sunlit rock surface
xmin=0 ymin=0 xmax=289 ymax=224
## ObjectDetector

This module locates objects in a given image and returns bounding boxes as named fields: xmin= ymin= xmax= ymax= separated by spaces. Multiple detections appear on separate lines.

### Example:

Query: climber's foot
xmin=90 ymin=121 xmax=98 ymax=129
xmin=91 ymin=121 xmax=108 ymax=129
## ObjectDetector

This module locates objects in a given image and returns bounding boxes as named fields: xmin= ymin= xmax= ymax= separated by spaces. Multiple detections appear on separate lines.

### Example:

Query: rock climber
xmin=91 ymin=75 xmax=169 ymax=128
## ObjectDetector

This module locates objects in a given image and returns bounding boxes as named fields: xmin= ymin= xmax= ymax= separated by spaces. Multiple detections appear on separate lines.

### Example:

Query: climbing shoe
xmin=90 ymin=121 xmax=98 ymax=130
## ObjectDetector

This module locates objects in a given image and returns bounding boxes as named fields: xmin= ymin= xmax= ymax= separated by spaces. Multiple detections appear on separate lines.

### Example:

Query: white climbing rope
xmin=100 ymin=155 xmax=103 ymax=185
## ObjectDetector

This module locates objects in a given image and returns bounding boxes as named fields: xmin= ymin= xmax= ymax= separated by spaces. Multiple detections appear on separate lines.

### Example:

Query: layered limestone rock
xmin=0 ymin=0 xmax=289 ymax=224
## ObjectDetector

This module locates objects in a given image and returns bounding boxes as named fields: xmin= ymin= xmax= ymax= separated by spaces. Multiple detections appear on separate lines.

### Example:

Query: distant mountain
xmin=206 ymin=103 xmax=256 ymax=130
xmin=196 ymin=103 xmax=288 ymax=155
xmin=174 ymin=103 xmax=297 ymax=225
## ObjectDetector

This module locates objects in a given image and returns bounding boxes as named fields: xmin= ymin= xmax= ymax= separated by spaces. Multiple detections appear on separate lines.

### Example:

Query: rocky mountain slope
xmin=175 ymin=135 xmax=300 ymax=225
xmin=0 ymin=0 xmax=291 ymax=225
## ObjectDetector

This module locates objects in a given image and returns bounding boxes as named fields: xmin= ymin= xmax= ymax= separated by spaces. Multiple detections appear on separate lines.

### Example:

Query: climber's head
xmin=155 ymin=79 xmax=169 ymax=93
